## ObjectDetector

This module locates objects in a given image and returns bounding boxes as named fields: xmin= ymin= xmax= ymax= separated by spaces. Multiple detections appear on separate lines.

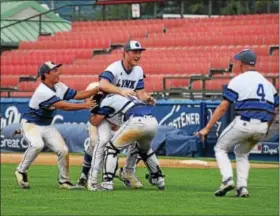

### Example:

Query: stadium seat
xmin=1 ymin=76 xmax=19 ymax=87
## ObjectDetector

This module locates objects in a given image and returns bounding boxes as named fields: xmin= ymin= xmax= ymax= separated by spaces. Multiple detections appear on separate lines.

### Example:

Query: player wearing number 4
xmin=196 ymin=49 xmax=279 ymax=198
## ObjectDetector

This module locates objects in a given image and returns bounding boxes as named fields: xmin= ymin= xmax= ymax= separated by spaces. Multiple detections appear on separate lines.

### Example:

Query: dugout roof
xmin=1 ymin=0 xmax=71 ymax=47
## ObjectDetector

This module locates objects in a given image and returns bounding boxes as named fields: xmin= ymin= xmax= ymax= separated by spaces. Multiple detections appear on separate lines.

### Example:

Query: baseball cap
xmin=234 ymin=49 xmax=257 ymax=65
xmin=123 ymin=40 xmax=146 ymax=51
xmin=38 ymin=61 xmax=62 ymax=76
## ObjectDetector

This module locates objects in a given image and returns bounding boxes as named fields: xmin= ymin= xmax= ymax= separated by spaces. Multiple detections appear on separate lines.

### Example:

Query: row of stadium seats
xmin=3 ymin=75 xmax=278 ymax=95
xmin=168 ymin=24 xmax=278 ymax=33
xmin=2 ymin=59 xmax=278 ymax=76
xmin=2 ymin=45 xmax=275 ymax=60
xmin=72 ymin=24 xmax=164 ymax=32
xmin=19 ymin=40 xmax=111 ymax=50
xmin=139 ymin=36 xmax=278 ymax=47
xmin=37 ymin=28 xmax=277 ymax=43
xmin=101 ymin=45 xmax=276 ymax=57
xmin=72 ymin=14 xmax=277 ymax=28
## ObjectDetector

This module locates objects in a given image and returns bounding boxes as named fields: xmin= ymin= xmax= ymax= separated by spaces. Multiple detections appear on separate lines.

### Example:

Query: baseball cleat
xmin=145 ymin=174 xmax=165 ymax=190
xmin=87 ymin=183 xmax=100 ymax=191
xmin=214 ymin=177 xmax=235 ymax=197
xmin=90 ymin=182 xmax=113 ymax=192
xmin=76 ymin=177 xmax=87 ymax=189
xmin=15 ymin=170 xmax=30 ymax=189
xmin=236 ymin=187 xmax=249 ymax=198
xmin=59 ymin=181 xmax=80 ymax=189
xmin=117 ymin=167 xmax=143 ymax=189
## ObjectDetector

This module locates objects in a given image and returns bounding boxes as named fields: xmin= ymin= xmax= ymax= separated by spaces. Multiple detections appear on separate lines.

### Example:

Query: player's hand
xmin=120 ymin=89 xmax=136 ymax=97
xmin=84 ymin=99 xmax=97 ymax=109
xmin=146 ymin=96 xmax=156 ymax=106
xmin=194 ymin=127 xmax=210 ymax=143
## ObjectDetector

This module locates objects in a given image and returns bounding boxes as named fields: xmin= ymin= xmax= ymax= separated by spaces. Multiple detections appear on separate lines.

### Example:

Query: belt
xmin=240 ymin=116 xmax=268 ymax=123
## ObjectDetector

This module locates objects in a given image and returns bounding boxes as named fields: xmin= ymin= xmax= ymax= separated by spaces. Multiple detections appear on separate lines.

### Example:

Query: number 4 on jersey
xmin=256 ymin=84 xmax=265 ymax=101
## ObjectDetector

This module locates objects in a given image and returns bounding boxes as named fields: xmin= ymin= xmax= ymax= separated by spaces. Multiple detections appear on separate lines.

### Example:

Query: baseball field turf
xmin=1 ymin=163 xmax=278 ymax=216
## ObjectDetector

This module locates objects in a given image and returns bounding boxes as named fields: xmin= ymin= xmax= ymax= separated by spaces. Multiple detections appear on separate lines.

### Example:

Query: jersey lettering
xmin=116 ymin=79 xmax=136 ymax=89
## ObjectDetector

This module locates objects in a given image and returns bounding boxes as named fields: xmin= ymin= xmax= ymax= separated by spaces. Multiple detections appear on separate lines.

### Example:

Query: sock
xmin=81 ymin=152 xmax=92 ymax=178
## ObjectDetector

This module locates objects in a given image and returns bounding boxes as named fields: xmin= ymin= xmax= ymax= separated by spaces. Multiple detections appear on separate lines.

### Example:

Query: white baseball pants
xmin=111 ymin=116 xmax=158 ymax=151
xmin=102 ymin=116 xmax=158 ymax=185
xmin=17 ymin=119 xmax=70 ymax=183
xmin=214 ymin=116 xmax=268 ymax=188
xmin=88 ymin=120 xmax=112 ymax=183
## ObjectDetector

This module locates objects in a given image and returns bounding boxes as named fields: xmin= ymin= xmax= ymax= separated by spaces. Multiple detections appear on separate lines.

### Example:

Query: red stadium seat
xmin=1 ymin=76 xmax=19 ymax=87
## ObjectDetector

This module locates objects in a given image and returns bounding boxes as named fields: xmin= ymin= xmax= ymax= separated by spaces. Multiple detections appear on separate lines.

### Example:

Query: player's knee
xmin=57 ymin=146 xmax=69 ymax=157
xmin=105 ymin=144 xmax=119 ymax=157
xmin=85 ymin=144 xmax=94 ymax=156
xmin=234 ymin=149 xmax=248 ymax=159
xmin=31 ymin=142 xmax=44 ymax=152
xmin=214 ymin=145 xmax=227 ymax=155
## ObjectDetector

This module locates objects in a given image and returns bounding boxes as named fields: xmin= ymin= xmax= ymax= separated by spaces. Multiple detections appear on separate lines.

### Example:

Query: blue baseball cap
xmin=124 ymin=40 xmax=146 ymax=51
xmin=234 ymin=49 xmax=257 ymax=65
xmin=38 ymin=61 xmax=62 ymax=76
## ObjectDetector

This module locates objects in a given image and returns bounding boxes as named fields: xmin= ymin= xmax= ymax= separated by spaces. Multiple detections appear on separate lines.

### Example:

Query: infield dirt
xmin=1 ymin=153 xmax=278 ymax=168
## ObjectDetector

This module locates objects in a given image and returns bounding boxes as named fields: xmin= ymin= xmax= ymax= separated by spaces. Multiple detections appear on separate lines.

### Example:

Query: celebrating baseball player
xmin=77 ymin=40 xmax=157 ymax=188
xmin=76 ymin=82 xmax=165 ymax=191
xmin=15 ymin=61 xmax=99 ymax=190
xmin=87 ymin=93 xmax=165 ymax=191
xmin=196 ymin=49 xmax=279 ymax=197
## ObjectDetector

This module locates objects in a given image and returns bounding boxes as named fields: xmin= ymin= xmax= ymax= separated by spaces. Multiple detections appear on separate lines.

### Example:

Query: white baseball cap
xmin=124 ymin=40 xmax=146 ymax=51
xmin=38 ymin=61 xmax=62 ymax=76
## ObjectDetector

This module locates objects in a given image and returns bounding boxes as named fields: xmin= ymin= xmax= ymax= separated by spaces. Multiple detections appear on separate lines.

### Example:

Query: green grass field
xmin=1 ymin=164 xmax=278 ymax=216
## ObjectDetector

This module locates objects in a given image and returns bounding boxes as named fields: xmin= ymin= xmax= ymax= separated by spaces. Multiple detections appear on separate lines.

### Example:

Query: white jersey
xmin=99 ymin=60 xmax=144 ymax=90
xmin=93 ymin=94 xmax=153 ymax=126
xmin=23 ymin=82 xmax=77 ymax=125
xmin=223 ymin=71 xmax=279 ymax=121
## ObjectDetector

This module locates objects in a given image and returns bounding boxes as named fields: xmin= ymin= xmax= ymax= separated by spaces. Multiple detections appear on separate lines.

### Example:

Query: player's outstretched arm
xmin=74 ymin=85 xmax=99 ymax=100
xmin=99 ymin=79 xmax=136 ymax=97
xmin=52 ymin=100 xmax=96 ymax=111
xmin=196 ymin=100 xmax=230 ymax=142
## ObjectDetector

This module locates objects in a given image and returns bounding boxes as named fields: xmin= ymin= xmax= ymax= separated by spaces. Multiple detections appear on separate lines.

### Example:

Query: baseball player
xmin=77 ymin=40 xmax=155 ymax=188
xmin=15 ymin=61 xmax=99 ymax=189
xmin=77 ymin=82 xmax=164 ymax=191
xmin=197 ymin=49 xmax=279 ymax=197
xmin=87 ymin=93 xmax=165 ymax=191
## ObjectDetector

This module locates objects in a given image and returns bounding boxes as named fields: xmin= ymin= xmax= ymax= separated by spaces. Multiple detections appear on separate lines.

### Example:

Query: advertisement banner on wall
xmin=1 ymin=99 xmax=208 ymax=154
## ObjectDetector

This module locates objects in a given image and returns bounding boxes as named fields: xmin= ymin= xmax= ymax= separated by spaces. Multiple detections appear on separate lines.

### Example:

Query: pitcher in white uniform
xmin=15 ymin=61 xmax=99 ymax=190
xmin=197 ymin=49 xmax=279 ymax=197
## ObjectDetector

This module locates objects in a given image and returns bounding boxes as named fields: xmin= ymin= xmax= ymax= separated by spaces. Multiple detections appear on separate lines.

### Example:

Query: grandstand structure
xmin=1 ymin=12 xmax=279 ymax=98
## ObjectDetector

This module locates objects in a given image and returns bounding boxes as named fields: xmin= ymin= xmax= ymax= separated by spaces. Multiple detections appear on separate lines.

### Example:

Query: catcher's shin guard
xmin=103 ymin=142 xmax=119 ymax=182
xmin=139 ymin=149 xmax=165 ymax=190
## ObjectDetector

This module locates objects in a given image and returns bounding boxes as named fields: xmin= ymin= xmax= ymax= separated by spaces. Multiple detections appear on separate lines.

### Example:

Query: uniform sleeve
xmin=223 ymin=77 xmax=239 ymax=103
xmin=135 ymin=67 xmax=144 ymax=90
xmin=63 ymin=88 xmax=77 ymax=100
xmin=99 ymin=71 xmax=115 ymax=83
xmin=99 ymin=62 xmax=118 ymax=83
xmin=57 ymin=82 xmax=77 ymax=100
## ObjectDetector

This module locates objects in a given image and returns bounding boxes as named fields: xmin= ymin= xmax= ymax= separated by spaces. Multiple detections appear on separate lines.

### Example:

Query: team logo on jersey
xmin=116 ymin=79 xmax=136 ymax=88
